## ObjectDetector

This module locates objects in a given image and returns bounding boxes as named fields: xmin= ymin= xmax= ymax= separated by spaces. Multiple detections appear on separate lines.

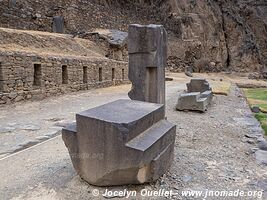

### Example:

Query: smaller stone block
xmin=176 ymin=79 xmax=213 ymax=112
xmin=176 ymin=92 xmax=205 ymax=112
xmin=52 ymin=16 xmax=64 ymax=33
xmin=186 ymin=78 xmax=211 ymax=93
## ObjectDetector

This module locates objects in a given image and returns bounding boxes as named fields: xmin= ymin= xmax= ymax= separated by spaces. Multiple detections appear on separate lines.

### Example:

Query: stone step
xmin=125 ymin=119 xmax=176 ymax=162
xmin=61 ymin=123 xmax=80 ymax=172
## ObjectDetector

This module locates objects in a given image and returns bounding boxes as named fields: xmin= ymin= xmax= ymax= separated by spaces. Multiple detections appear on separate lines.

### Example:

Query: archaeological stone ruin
xmin=0 ymin=28 xmax=128 ymax=105
xmin=62 ymin=24 xmax=176 ymax=186
xmin=128 ymin=24 xmax=167 ymax=105
xmin=52 ymin=16 xmax=65 ymax=33
xmin=176 ymin=78 xmax=213 ymax=112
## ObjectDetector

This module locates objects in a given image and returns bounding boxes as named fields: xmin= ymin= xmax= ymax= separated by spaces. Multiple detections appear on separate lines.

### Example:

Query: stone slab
xmin=52 ymin=16 xmax=64 ymax=33
xmin=186 ymin=78 xmax=211 ymax=93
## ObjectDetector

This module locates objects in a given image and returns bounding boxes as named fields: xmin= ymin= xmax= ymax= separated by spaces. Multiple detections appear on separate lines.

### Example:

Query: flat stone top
xmin=77 ymin=99 xmax=163 ymax=124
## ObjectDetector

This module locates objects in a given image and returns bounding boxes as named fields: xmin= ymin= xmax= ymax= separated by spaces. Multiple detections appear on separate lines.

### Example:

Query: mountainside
xmin=0 ymin=0 xmax=266 ymax=75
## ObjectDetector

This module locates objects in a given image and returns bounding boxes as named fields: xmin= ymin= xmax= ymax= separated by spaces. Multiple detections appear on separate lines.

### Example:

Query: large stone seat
xmin=62 ymin=99 xmax=176 ymax=186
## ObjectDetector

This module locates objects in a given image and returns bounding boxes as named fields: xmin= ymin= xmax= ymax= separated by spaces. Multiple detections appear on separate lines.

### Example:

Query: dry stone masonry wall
xmin=0 ymin=53 xmax=128 ymax=104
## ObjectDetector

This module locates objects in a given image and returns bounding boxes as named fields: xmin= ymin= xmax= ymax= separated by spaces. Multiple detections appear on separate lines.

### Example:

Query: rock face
xmin=128 ymin=24 xmax=167 ymax=104
xmin=161 ymin=0 xmax=266 ymax=73
xmin=0 ymin=0 xmax=266 ymax=73
xmin=62 ymin=99 xmax=176 ymax=186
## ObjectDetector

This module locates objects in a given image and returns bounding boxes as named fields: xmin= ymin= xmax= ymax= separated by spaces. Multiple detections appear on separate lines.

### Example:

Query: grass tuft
xmin=244 ymin=88 xmax=267 ymax=135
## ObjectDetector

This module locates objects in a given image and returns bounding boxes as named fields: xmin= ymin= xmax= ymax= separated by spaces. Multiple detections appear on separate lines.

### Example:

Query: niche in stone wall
xmin=112 ymin=68 xmax=115 ymax=81
xmin=62 ymin=65 xmax=68 ymax=84
xmin=122 ymin=69 xmax=125 ymax=81
xmin=83 ymin=66 xmax=88 ymax=84
xmin=99 ymin=67 xmax=103 ymax=82
xmin=33 ymin=64 xmax=42 ymax=87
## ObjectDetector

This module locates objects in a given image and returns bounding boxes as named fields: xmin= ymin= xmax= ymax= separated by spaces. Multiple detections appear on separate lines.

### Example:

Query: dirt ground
xmin=0 ymin=73 xmax=266 ymax=200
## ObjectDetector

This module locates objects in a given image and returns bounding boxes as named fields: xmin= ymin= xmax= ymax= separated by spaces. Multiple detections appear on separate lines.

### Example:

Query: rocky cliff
xmin=0 ymin=0 xmax=266 ymax=75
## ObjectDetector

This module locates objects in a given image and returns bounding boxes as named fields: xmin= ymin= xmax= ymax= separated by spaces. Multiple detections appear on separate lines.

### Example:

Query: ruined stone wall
xmin=0 ymin=52 xmax=128 ymax=104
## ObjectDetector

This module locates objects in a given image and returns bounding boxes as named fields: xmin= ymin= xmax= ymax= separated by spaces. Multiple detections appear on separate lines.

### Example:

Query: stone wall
xmin=0 ymin=52 xmax=128 ymax=104
xmin=0 ymin=0 xmax=266 ymax=74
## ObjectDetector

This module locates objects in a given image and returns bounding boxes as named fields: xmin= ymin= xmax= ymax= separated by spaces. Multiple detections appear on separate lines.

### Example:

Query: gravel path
xmin=0 ymin=76 xmax=266 ymax=200
xmin=154 ymin=85 xmax=267 ymax=199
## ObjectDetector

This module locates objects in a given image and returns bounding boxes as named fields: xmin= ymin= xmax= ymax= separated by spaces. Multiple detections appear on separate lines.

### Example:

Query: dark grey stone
xmin=176 ymin=78 xmax=213 ymax=112
xmin=52 ymin=16 xmax=64 ymax=33
xmin=62 ymin=99 xmax=176 ymax=186
xmin=251 ymin=106 xmax=260 ymax=113
xmin=187 ymin=78 xmax=212 ymax=93
xmin=128 ymin=24 xmax=167 ymax=105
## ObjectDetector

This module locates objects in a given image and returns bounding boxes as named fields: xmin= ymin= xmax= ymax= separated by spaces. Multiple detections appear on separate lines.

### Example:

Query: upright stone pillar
xmin=52 ymin=16 xmax=64 ymax=33
xmin=128 ymin=24 xmax=167 ymax=104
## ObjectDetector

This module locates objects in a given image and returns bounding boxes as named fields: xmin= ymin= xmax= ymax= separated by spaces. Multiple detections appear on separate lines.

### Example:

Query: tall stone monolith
xmin=52 ymin=16 xmax=64 ymax=33
xmin=128 ymin=24 xmax=167 ymax=104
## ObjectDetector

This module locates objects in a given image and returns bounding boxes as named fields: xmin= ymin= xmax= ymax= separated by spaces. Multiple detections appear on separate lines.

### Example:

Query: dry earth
xmin=0 ymin=73 xmax=266 ymax=200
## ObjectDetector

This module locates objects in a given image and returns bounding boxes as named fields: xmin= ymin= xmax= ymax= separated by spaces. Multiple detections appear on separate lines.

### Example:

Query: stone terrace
xmin=0 ymin=28 xmax=128 ymax=104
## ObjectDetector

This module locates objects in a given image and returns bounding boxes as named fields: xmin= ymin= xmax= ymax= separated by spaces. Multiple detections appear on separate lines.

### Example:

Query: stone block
xmin=62 ymin=99 xmax=176 ymax=186
xmin=52 ymin=16 xmax=64 ymax=33
xmin=186 ymin=78 xmax=211 ymax=93
xmin=128 ymin=24 xmax=167 ymax=104
xmin=176 ymin=79 xmax=213 ymax=112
